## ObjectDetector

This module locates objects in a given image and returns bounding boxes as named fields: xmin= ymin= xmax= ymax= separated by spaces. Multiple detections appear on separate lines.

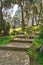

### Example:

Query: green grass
xmin=34 ymin=51 xmax=43 ymax=65
xmin=27 ymin=35 xmax=43 ymax=65
xmin=32 ymin=35 xmax=43 ymax=50
xmin=0 ymin=36 xmax=13 ymax=45
xmin=27 ymin=49 xmax=43 ymax=65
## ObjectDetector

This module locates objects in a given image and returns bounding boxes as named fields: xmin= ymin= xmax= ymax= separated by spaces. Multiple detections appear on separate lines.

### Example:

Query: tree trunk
xmin=32 ymin=14 xmax=34 ymax=26
xmin=21 ymin=0 xmax=25 ymax=29
xmin=38 ymin=1 xmax=42 ymax=25
xmin=0 ymin=0 xmax=8 ymax=36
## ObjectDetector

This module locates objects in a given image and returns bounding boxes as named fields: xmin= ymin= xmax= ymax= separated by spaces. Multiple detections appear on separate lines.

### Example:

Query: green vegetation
xmin=27 ymin=21 xmax=43 ymax=65
xmin=27 ymin=35 xmax=43 ymax=65
xmin=39 ymin=25 xmax=43 ymax=39
xmin=32 ymin=25 xmax=40 ymax=32
xmin=0 ymin=36 xmax=13 ymax=46
xmin=0 ymin=0 xmax=43 ymax=64
xmin=27 ymin=49 xmax=43 ymax=65
xmin=27 ymin=25 xmax=43 ymax=65
xmin=27 ymin=24 xmax=43 ymax=65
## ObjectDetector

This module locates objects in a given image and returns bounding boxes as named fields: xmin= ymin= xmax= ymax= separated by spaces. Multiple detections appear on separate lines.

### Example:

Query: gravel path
xmin=0 ymin=50 xmax=30 ymax=65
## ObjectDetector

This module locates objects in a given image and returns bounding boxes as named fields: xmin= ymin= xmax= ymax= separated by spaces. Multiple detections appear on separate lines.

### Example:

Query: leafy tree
xmin=0 ymin=0 xmax=43 ymax=34
xmin=0 ymin=0 xmax=9 ymax=36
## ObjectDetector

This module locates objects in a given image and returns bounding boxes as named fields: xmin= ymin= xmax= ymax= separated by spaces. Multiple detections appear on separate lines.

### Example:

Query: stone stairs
xmin=15 ymin=34 xmax=34 ymax=39
xmin=0 ymin=31 xmax=39 ymax=51
xmin=0 ymin=42 xmax=32 ymax=51
xmin=0 ymin=31 xmax=39 ymax=65
xmin=11 ymin=38 xmax=33 ymax=43
xmin=0 ymin=33 xmax=34 ymax=51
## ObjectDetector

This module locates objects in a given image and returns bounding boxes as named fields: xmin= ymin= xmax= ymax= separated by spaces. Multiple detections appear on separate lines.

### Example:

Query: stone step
xmin=16 ymin=34 xmax=24 ymax=37
xmin=11 ymin=38 xmax=33 ymax=43
xmin=18 ymin=32 xmax=24 ymax=35
xmin=35 ymin=31 xmax=40 ymax=35
xmin=0 ymin=42 xmax=32 ymax=51
xmin=16 ymin=35 xmax=34 ymax=39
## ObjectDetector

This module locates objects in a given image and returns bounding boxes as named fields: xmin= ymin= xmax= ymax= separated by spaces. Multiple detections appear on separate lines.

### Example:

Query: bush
xmin=39 ymin=25 xmax=43 ymax=39
xmin=0 ymin=36 xmax=13 ymax=45
xmin=27 ymin=35 xmax=43 ymax=65
xmin=32 ymin=35 xmax=43 ymax=50
xmin=10 ymin=30 xmax=18 ymax=35
xmin=32 ymin=26 xmax=40 ymax=34
xmin=27 ymin=24 xmax=43 ymax=65
xmin=11 ymin=30 xmax=15 ymax=35
xmin=24 ymin=27 xmax=32 ymax=36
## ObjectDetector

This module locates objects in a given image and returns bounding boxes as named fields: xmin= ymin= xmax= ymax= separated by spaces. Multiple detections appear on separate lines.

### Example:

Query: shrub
xmin=32 ymin=35 xmax=43 ymax=50
xmin=24 ymin=27 xmax=32 ymax=35
xmin=39 ymin=25 xmax=43 ymax=39
xmin=27 ymin=35 xmax=43 ymax=65
xmin=10 ymin=30 xmax=15 ymax=35
xmin=32 ymin=25 xmax=40 ymax=33
xmin=10 ymin=30 xmax=18 ymax=35
xmin=0 ymin=36 xmax=13 ymax=45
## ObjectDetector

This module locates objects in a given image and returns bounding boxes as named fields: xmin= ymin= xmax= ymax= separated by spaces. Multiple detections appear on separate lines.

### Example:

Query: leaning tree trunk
xmin=0 ymin=0 xmax=8 ymax=36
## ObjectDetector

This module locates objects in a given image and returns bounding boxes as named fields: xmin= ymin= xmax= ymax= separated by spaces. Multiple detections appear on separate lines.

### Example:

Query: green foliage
xmin=32 ymin=35 xmax=43 ymax=50
xmin=32 ymin=26 xmax=40 ymax=32
xmin=24 ymin=27 xmax=32 ymax=35
xmin=4 ymin=0 xmax=16 ymax=3
xmin=10 ymin=30 xmax=15 ymax=35
xmin=23 ymin=27 xmax=32 ymax=37
xmin=27 ymin=49 xmax=43 ymax=65
xmin=10 ymin=30 xmax=18 ymax=35
xmin=29 ymin=0 xmax=33 ymax=3
xmin=27 ymin=35 xmax=43 ymax=65
xmin=39 ymin=25 xmax=43 ymax=39
xmin=4 ymin=0 xmax=11 ymax=3
xmin=0 ymin=36 xmax=13 ymax=45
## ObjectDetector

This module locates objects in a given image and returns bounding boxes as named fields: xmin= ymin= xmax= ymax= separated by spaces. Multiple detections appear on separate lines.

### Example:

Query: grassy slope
xmin=0 ymin=36 xmax=14 ymax=45
xmin=27 ymin=35 xmax=43 ymax=65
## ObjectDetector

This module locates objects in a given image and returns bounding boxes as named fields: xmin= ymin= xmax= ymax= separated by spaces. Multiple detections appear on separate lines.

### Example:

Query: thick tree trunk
xmin=0 ymin=0 xmax=8 ymax=36
xmin=21 ymin=6 xmax=25 ymax=29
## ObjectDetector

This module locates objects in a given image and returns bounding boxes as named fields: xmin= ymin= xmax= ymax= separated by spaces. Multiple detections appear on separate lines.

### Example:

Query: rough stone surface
xmin=0 ymin=34 xmax=33 ymax=65
xmin=40 ymin=45 xmax=43 ymax=53
xmin=3 ymin=42 xmax=32 ymax=49
xmin=13 ymin=38 xmax=33 ymax=41
xmin=0 ymin=50 xmax=30 ymax=65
